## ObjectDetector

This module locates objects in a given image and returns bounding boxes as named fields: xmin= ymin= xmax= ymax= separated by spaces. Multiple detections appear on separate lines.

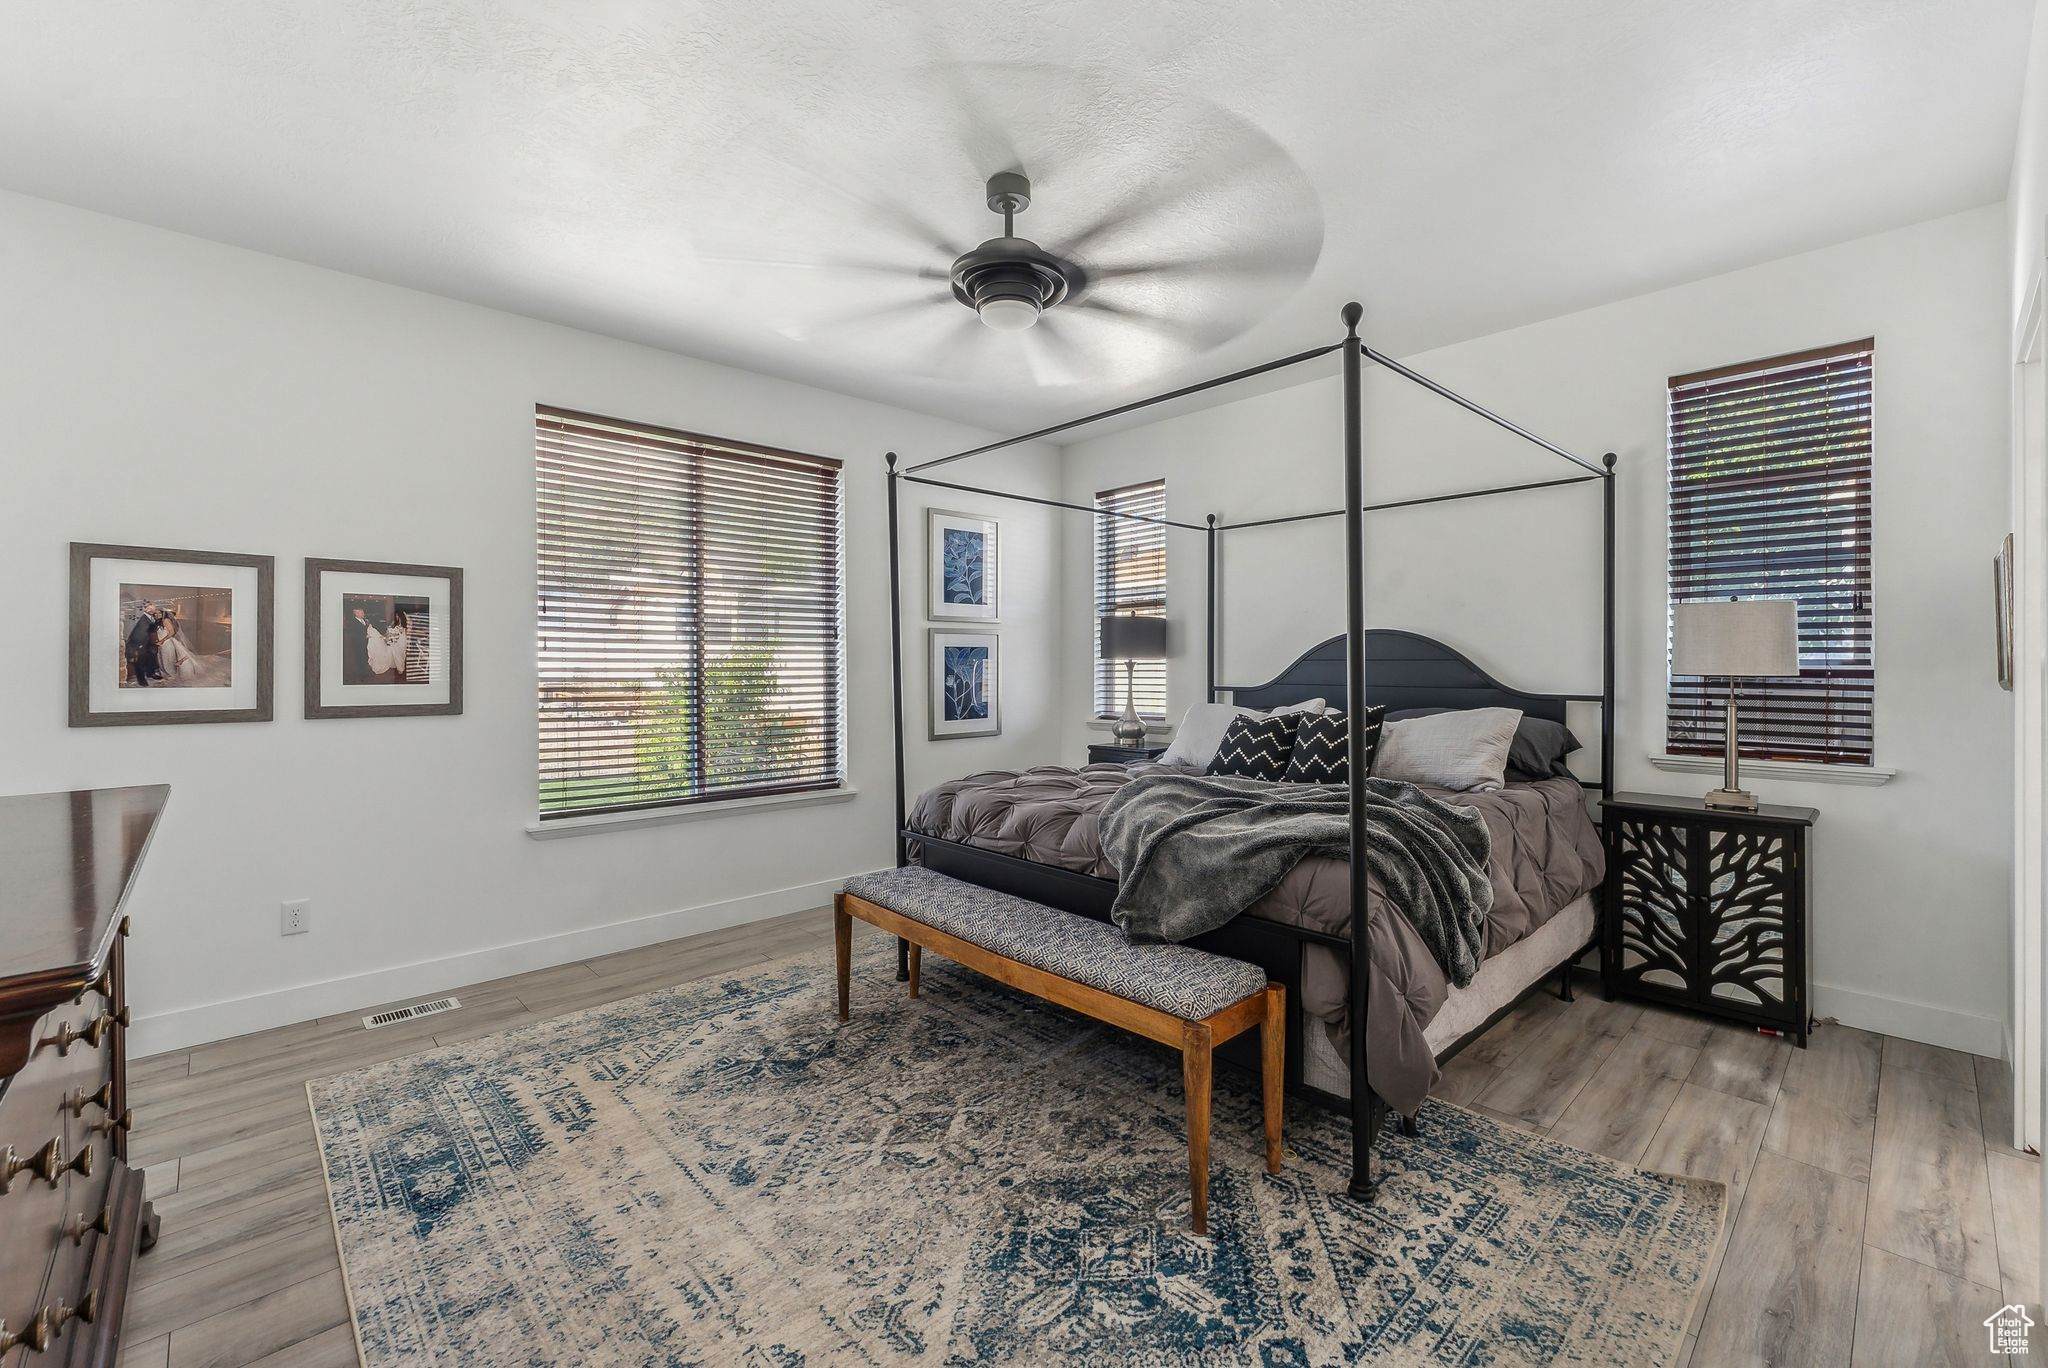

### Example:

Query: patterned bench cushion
xmin=843 ymin=866 xmax=1267 ymax=1021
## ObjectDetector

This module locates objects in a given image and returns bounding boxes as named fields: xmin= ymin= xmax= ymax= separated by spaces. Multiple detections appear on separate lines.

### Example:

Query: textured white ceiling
xmin=1 ymin=0 xmax=2031 ymax=434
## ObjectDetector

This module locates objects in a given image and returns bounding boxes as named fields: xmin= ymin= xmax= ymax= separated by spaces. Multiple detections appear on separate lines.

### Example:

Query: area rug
xmin=309 ymin=938 xmax=1722 ymax=1366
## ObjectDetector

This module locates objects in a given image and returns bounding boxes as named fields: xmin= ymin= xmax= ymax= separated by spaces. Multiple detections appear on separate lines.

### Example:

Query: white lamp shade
xmin=1672 ymin=599 xmax=1800 ymax=678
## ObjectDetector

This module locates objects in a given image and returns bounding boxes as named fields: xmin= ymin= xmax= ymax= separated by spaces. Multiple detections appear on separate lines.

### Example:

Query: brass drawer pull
xmin=0 ymin=1139 xmax=67 ymax=1191
xmin=43 ymin=1008 xmax=130 ymax=1056
xmin=71 ymin=968 xmax=111 ymax=1004
xmin=17 ymin=1138 xmax=93 ymax=1186
xmin=0 ymin=1143 xmax=31 ymax=1193
xmin=46 ymin=1290 xmax=96 ymax=1335
xmin=0 ymin=1309 xmax=52 ymax=1353
xmin=62 ymin=1080 xmax=114 ymax=1116
xmin=65 ymin=1203 xmax=112 ymax=1244
xmin=3 ymin=1133 xmax=101 ymax=1193
xmin=90 ymin=1108 xmax=133 ymax=1137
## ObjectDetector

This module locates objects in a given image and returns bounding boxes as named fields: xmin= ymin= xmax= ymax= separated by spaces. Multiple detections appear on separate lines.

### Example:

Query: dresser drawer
xmin=39 ymin=1168 xmax=102 ymax=1364
xmin=0 ymin=994 xmax=118 ymax=1360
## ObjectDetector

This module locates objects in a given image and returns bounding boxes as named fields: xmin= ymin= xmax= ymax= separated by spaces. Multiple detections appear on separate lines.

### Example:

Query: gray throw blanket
xmin=1099 ymin=772 xmax=1495 ymax=988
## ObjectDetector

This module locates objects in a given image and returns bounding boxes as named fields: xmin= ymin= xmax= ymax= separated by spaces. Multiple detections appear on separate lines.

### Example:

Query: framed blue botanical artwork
xmin=927 ymin=509 xmax=999 ymax=622
xmin=928 ymin=629 xmax=1000 ymax=739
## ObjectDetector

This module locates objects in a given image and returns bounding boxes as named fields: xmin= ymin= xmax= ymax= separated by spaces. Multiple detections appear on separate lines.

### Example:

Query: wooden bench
xmin=835 ymin=866 xmax=1284 ymax=1235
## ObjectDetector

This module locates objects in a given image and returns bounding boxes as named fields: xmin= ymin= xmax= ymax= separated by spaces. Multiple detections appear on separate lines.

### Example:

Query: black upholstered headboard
xmin=1225 ymin=630 xmax=1572 ymax=725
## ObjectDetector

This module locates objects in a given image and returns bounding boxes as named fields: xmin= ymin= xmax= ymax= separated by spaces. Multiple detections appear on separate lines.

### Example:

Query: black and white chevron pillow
xmin=1205 ymin=713 xmax=1300 ymax=781
xmin=1285 ymin=707 xmax=1385 ymax=785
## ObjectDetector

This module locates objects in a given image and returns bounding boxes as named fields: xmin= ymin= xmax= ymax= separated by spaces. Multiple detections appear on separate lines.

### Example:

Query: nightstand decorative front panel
xmin=1614 ymin=817 xmax=1692 ymax=993
xmin=1703 ymin=826 xmax=1792 ymax=1010
xmin=1601 ymin=793 xmax=1813 ymax=1045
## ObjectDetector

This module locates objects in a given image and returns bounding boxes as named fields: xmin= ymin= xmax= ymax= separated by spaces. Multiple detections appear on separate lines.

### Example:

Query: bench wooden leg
xmin=1261 ymin=983 xmax=1284 ymax=1175
xmin=907 ymin=943 xmax=922 ymax=998
xmin=1181 ymin=1019 xmax=1213 ymax=1236
xmin=833 ymin=895 xmax=851 ymax=1023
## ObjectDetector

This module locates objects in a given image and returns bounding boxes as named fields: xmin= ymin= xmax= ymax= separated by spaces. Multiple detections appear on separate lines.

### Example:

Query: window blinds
xmin=1666 ymin=341 xmax=1874 ymax=765
xmin=536 ymin=406 xmax=845 ymax=818
xmin=1093 ymin=479 xmax=1168 ymax=719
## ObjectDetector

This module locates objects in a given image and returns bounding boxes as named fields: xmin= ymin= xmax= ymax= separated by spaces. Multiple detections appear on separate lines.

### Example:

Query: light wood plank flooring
xmin=120 ymin=909 xmax=2038 ymax=1368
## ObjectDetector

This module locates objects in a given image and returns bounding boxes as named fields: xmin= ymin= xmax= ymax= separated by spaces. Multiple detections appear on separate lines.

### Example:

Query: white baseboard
xmin=130 ymin=872 xmax=876 ymax=1057
xmin=130 ymin=880 xmax=2011 ymax=1064
xmin=1812 ymin=979 xmax=2005 ymax=1057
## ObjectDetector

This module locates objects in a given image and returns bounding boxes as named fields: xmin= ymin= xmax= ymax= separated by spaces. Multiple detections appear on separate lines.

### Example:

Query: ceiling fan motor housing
xmin=950 ymin=237 xmax=1077 ymax=320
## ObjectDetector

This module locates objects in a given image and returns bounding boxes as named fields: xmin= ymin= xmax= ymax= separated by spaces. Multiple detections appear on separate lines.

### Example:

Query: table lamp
xmin=1100 ymin=614 xmax=1168 ymax=745
xmin=1672 ymin=599 xmax=1800 ymax=810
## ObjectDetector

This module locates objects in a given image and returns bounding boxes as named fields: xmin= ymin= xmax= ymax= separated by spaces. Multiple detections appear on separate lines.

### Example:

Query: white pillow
xmin=1374 ymin=707 xmax=1523 ymax=792
xmin=1158 ymin=698 xmax=1327 ymax=769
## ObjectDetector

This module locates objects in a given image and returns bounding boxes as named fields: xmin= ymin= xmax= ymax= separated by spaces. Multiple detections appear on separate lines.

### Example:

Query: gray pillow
xmin=1388 ymin=707 xmax=1580 ymax=781
xmin=1373 ymin=707 xmax=1523 ymax=792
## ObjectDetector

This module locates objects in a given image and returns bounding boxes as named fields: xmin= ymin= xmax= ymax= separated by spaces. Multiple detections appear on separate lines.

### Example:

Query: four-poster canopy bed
xmin=882 ymin=301 xmax=1618 ymax=1202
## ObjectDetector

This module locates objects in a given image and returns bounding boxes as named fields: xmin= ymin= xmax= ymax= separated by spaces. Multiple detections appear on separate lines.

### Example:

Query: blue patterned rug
xmin=309 ymin=938 xmax=1721 ymax=1366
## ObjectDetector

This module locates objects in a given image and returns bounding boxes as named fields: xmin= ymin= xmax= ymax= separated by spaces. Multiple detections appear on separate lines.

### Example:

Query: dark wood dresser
xmin=1 ymin=786 xmax=166 ymax=1365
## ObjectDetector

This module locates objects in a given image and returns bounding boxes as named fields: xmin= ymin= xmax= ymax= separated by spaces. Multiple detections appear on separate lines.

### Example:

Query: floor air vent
xmin=362 ymin=996 xmax=461 ymax=1029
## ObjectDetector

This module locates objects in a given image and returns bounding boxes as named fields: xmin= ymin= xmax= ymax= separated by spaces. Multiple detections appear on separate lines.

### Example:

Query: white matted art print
xmin=929 ymin=629 xmax=1000 ymax=739
xmin=70 ymin=543 xmax=274 ymax=726
xmin=305 ymin=559 xmax=463 ymax=718
xmin=926 ymin=509 xmax=999 ymax=622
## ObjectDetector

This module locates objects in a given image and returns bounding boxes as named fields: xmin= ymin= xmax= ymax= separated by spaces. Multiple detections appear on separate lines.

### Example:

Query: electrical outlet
xmin=281 ymin=899 xmax=311 ymax=936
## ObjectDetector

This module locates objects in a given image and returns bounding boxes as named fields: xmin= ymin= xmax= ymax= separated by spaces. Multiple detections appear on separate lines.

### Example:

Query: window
xmin=1093 ymin=479 xmax=1168 ymax=720
xmin=536 ymin=407 xmax=844 ymax=818
xmin=1666 ymin=340 xmax=1874 ymax=765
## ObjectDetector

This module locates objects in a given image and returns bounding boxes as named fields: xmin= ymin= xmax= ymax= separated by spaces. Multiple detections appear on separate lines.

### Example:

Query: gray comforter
xmin=906 ymin=761 xmax=1605 ymax=1113
xmin=1100 ymin=773 xmax=1494 ymax=989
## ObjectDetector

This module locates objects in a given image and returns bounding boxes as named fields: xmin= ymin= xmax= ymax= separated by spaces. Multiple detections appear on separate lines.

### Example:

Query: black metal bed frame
xmin=882 ymin=302 xmax=1617 ymax=1202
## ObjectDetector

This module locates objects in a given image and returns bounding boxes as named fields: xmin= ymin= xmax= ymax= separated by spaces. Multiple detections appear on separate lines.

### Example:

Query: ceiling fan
xmin=711 ymin=132 xmax=1323 ymax=382
xmin=950 ymin=171 xmax=1083 ymax=332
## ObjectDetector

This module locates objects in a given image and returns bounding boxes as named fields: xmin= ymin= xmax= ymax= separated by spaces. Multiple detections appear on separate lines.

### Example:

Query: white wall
xmin=1060 ymin=204 xmax=2014 ymax=1054
xmin=0 ymin=190 xmax=1067 ymax=1055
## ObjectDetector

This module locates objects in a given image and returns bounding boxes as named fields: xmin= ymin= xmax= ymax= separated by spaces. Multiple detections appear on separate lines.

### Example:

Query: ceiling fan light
xmin=977 ymin=296 xmax=1040 ymax=331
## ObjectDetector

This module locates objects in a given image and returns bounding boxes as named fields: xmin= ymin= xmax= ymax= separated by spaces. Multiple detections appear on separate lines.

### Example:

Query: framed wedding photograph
xmin=926 ymin=509 xmax=999 ymax=622
xmin=69 ymin=542 xmax=275 ymax=726
xmin=304 ymin=558 xmax=464 ymax=719
xmin=928 ymin=629 xmax=1000 ymax=739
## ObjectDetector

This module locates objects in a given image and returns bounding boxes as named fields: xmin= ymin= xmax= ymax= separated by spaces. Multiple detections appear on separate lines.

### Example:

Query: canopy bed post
xmin=1339 ymin=300 xmax=1377 ymax=1204
xmin=1206 ymin=513 xmax=1219 ymax=703
xmin=886 ymin=452 xmax=911 ymax=981
xmin=1601 ymin=452 xmax=1618 ymax=802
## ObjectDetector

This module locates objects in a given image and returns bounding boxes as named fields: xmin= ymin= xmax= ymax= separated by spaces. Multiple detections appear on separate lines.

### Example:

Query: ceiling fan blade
xmin=1056 ymin=126 xmax=1301 ymax=263
xmin=782 ymin=292 xmax=954 ymax=342
xmin=1068 ymin=296 xmax=1198 ymax=338
xmin=924 ymin=313 xmax=994 ymax=381
xmin=923 ymin=58 xmax=1023 ymax=190
xmin=856 ymin=197 xmax=967 ymax=263
xmin=699 ymin=254 xmax=947 ymax=282
xmin=1019 ymin=317 xmax=1083 ymax=388
xmin=1080 ymin=247 xmax=1304 ymax=286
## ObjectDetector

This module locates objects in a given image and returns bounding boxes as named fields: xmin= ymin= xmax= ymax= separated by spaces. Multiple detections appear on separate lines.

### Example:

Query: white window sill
xmin=1646 ymin=754 xmax=1896 ymax=787
xmin=525 ymin=785 xmax=859 ymax=839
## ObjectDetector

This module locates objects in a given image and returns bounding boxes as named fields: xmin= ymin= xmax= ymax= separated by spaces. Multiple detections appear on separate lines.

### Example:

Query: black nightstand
xmin=1600 ymin=791 xmax=1816 ymax=1046
xmin=1088 ymin=743 xmax=1168 ymax=765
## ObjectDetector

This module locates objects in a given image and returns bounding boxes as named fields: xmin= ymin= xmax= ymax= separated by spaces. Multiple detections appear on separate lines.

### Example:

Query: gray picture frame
xmin=304 ymin=557 xmax=465 ymax=719
xmin=928 ymin=628 xmax=1001 ymax=740
xmin=926 ymin=508 xmax=1000 ymax=623
xmin=69 ymin=541 xmax=276 ymax=727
